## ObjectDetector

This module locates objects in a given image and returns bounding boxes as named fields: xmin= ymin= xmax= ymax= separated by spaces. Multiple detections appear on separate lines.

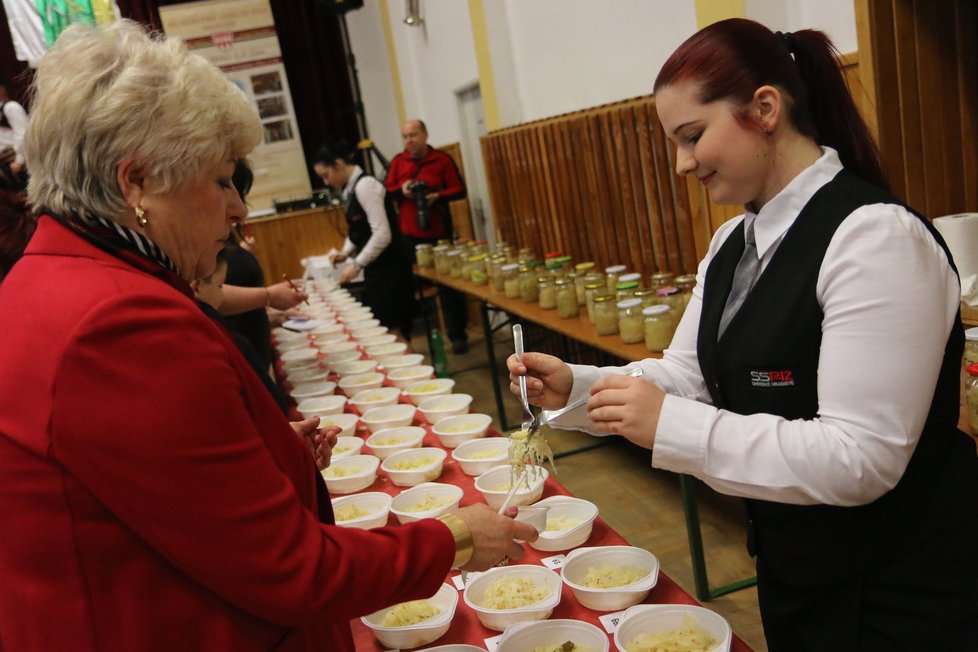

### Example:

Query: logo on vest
xmin=749 ymin=370 xmax=795 ymax=387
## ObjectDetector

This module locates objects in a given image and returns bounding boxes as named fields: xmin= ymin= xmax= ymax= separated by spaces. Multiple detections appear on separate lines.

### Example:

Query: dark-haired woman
xmin=313 ymin=142 xmax=414 ymax=340
xmin=508 ymin=19 xmax=978 ymax=650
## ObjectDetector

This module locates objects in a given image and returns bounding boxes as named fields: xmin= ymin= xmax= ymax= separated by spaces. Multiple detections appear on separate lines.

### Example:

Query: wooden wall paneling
xmin=649 ymin=107 xmax=685 ymax=274
xmin=581 ymin=113 xmax=613 ymax=268
xmin=599 ymin=110 xmax=629 ymax=266
xmin=623 ymin=103 xmax=657 ymax=277
xmin=515 ymin=127 xmax=540 ymax=253
xmin=480 ymin=137 xmax=506 ymax=244
xmin=556 ymin=119 xmax=589 ymax=261
xmin=545 ymin=121 xmax=575 ymax=257
xmin=867 ymin=0 xmax=906 ymax=202
xmin=503 ymin=131 xmax=527 ymax=248
xmin=893 ymin=0 xmax=926 ymax=210
xmin=248 ymin=207 xmax=347 ymax=281
xmin=934 ymin=2 xmax=964 ymax=216
xmin=535 ymin=124 xmax=562 ymax=254
xmin=955 ymin=0 xmax=978 ymax=211
xmin=438 ymin=142 xmax=475 ymax=241
xmin=611 ymin=106 xmax=644 ymax=275
xmin=635 ymin=101 xmax=670 ymax=274
xmin=524 ymin=126 xmax=551 ymax=255
xmin=912 ymin=0 xmax=946 ymax=218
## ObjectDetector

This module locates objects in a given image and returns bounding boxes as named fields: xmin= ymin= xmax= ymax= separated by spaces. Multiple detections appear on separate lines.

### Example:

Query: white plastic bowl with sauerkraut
xmin=390 ymin=482 xmax=464 ymax=524
xmin=330 ymin=492 xmax=391 ymax=529
xmin=561 ymin=545 xmax=659 ymax=612
xmin=361 ymin=583 xmax=458 ymax=649
xmin=613 ymin=605 xmax=732 ymax=652
xmin=497 ymin=619 xmax=610 ymax=652
xmin=381 ymin=447 xmax=447 ymax=486
xmin=463 ymin=565 xmax=562 ymax=631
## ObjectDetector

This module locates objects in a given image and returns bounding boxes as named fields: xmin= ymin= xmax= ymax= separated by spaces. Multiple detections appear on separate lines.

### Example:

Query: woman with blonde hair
xmin=0 ymin=21 xmax=534 ymax=651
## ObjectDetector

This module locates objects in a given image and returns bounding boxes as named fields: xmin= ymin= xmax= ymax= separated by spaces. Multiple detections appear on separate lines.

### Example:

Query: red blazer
xmin=0 ymin=217 xmax=454 ymax=651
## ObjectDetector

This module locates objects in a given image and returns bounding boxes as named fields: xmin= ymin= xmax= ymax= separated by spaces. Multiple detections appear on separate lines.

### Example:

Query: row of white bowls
xmin=360 ymin=552 xmax=729 ymax=650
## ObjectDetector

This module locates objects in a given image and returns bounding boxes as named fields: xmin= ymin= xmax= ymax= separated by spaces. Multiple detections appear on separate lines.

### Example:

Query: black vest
xmin=698 ymin=169 xmax=972 ymax=584
xmin=345 ymin=173 xmax=404 ymax=272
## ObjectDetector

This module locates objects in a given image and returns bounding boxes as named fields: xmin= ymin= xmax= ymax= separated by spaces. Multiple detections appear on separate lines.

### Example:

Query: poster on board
xmin=159 ymin=0 xmax=311 ymax=214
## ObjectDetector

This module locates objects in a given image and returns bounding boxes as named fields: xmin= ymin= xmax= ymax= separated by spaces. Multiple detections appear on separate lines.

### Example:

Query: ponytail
xmin=655 ymin=19 xmax=888 ymax=191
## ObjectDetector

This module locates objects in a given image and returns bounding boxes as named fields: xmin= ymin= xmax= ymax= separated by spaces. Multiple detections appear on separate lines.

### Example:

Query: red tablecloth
xmin=274 ymin=337 xmax=754 ymax=651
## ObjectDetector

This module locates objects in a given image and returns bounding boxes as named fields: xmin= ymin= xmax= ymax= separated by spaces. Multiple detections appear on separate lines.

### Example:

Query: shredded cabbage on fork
xmin=508 ymin=428 xmax=555 ymax=482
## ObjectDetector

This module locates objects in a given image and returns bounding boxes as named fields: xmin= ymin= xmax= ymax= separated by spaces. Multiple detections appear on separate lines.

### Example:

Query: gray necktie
xmin=718 ymin=219 xmax=760 ymax=338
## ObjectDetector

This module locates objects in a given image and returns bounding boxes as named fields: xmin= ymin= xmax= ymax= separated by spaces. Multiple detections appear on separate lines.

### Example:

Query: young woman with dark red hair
xmin=508 ymin=18 xmax=978 ymax=650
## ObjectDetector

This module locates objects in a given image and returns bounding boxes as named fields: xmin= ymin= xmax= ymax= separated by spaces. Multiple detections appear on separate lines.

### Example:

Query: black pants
xmin=363 ymin=262 xmax=415 ymax=341
xmin=404 ymin=235 xmax=469 ymax=343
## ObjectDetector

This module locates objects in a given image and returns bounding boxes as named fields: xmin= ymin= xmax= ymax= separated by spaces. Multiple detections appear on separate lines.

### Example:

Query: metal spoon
xmin=526 ymin=367 xmax=644 ymax=438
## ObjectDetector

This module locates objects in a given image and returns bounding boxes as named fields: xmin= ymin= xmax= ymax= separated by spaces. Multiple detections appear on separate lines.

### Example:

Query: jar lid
xmin=967 ymin=327 xmax=978 ymax=341
xmin=634 ymin=288 xmax=655 ymax=298
xmin=616 ymin=281 xmax=640 ymax=290
xmin=675 ymin=273 xmax=696 ymax=284
xmin=554 ymin=255 xmax=573 ymax=265
xmin=585 ymin=281 xmax=606 ymax=290
xmin=575 ymin=261 xmax=596 ymax=271
xmin=415 ymin=243 xmax=433 ymax=250
xmin=537 ymin=275 xmax=553 ymax=283
xmin=617 ymin=298 xmax=642 ymax=309
xmin=643 ymin=305 xmax=671 ymax=315
xmin=650 ymin=271 xmax=674 ymax=281
xmin=555 ymin=277 xmax=573 ymax=285
xmin=618 ymin=272 xmax=642 ymax=283
xmin=501 ymin=263 xmax=520 ymax=271
xmin=544 ymin=251 xmax=562 ymax=258
xmin=433 ymin=244 xmax=449 ymax=252
xmin=968 ymin=363 xmax=978 ymax=375
xmin=656 ymin=286 xmax=681 ymax=296
xmin=468 ymin=253 xmax=488 ymax=262
xmin=447 ymin=249 xmax=463 ymax=257
xmin=605 ymin=264 xmax=627 ymax=274
xmin=593 ymin=293 xmax=616 ymax=303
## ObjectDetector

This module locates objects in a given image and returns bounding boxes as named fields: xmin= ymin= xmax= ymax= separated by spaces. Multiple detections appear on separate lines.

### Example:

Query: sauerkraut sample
xmin=380 ymin=599 xmax=441 ymax=627
xmin=402 ymin=493 xmax=453 ymax=513
xmin=334 ymin=504 xmax=371 ymax=522
xmin=583 ymin=564 xmax=649 ymax=588
xmin=508 ymin=427 xmax=554 ymax=481
xmin=477 ymin=576 xmax=550 ymax=610
xmin=624 ymin=614 xmax=718 ymax=652
xmin=545 ymin=515 xmax=584 ymax=532
xmin=324 ymin=465 xmax=364 ymax=478
xmin=389 ymin=455 xmax=439 ymax=470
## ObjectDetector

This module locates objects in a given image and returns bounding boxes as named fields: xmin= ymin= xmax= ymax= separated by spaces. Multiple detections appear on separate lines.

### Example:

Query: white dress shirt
xmin=554 ymin=148 xmax=960 ymax=507
xmin=0 ymin=99 xmax=28 ymax=166
xmin=340 ymin=166 xmax=393 ymax=269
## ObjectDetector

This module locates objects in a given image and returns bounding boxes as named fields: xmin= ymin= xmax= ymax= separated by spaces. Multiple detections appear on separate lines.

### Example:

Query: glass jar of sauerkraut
xmin=555 ymin=278 xmax=579 ymax=319
xmin=538 ymin=275 xmax=557 ymax=309
xmin=593 ymin=294 xmax=619 ymax=336
xmin=415 ymin=243 xmax=434 ymax=268
xmin=618 ymin=298 xmax=644 ymax=344
xmin=469 ymin=253 xmax=488 ymax=285
xmin=605 ymin=264 xmax=627 ymax=294
xmin=584 ymin=280 xmax=607 ymax=323
xmin=519 ymin=265 xmax=540 ymax=303
xmin=574 ymin=263 xmax=597 ymax=305
xmin=649 ymin=271 xmax=675 ymax=295
xmin=502 ymin=263 xmax=521 ymax=298
xmin=967 ymin=363 xmax=978 ymax=433
xmin=643 ymin=304 xmax=675 ymax=352
xmin=433 ymin=244 xmax=450 ymax=274
xmin=965 ymin=327 xmax=978 ymax=369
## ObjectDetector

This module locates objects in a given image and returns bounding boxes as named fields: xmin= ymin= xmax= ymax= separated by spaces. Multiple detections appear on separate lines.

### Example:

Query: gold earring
xmin=135 ymin=206 xmax=148 ymax=227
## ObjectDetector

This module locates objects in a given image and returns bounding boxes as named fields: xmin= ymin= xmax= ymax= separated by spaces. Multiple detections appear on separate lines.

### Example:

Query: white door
xmin=455 ymin=84 xmax=494 ymax=246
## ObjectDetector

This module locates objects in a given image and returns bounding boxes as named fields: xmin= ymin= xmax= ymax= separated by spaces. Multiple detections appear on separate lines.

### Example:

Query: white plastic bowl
xmin=365 ymin=426 xmax=427 ymax=460
xmin=529 ymin=496 xmax=599 ymax=552
xmin=290 ymin=380 xmax=337 ymax=400
xmin=339 ymin=307 xmax=373 ymax=320
xmin=498 ymin=619 xmax=609 ymax=652
xmin=316 ymin=413 xmax=360 ymax=438
xmin=390 ymin=482 xmax=463 ymax=524
xmin=321 ymin=455 xmax=380 ymax=494
xmin=346 ymin=318 xmax=380 ymax=331
xmin=275 ymin=328 xmax=311 ymax=342
xmin=325 ymin=349 xmax=362 ymax=365
xmin=357 ymin=333 xmax=398 ymax=347
xmin=282 ymin=357 xmax=320 ymax=373
xmin=361 ymin=583 xmax=458 ymax=649
xmin=276 ymin=337 xmax=315 ymax=352
xmin=474 ymin=465 xmax=548 ymax=510
xmin=419 ymin=393 xmax=474 ymax=425
xmin=361 ymin=404 xmax=417 ymax=433
xmin=296 ymin=395 xmax=348 ymax=419
xmin=311 ymin=322 xmax=345 ymax=336
xmin=431 ymin=413 xmax=492 ymax=449
xmin=451 ymin=438 xmax=510 ymax=476
xmin=380 ymin=353 xmax=426 ymax=370
xmin=463 ymin=565 xmax=562 ymax=632
xmin=331 ymin=492 xmax=391 ymax=529
xmin=387 ymin=365 xmax=435 ymax=390
xmin=322 ymin=340 xmax=359 ymax=355
xmin=613 ymin=604 xmax=733 ymax=652
xmin=381 ymin=448 xmax=447 ymax=486
xmin=281 ymin=348 xmax=319 ymax=363
xmin=314 ymin=331 xmax=351 ymax=345
xmin=349 ymin=387 xmax=402 ymax=413
xmin=338 ymin=372 xmax=386 ymax=395
xmin=349 ymin=325 xmax=388 ymax=339
xmin=332 ymin=358 xmax=380 ymax=377
xmin=365 ymin=341 xmax=409 ymax=361
xmin=403 ymin=378 xmax=456 ymax=405
xmin=286 ymin=366 xmax=329 ymax=384
xmin=562 ymin=545 xmax=659 ymax=611
xmin=329 ymin=435 xmax=364 ymax=460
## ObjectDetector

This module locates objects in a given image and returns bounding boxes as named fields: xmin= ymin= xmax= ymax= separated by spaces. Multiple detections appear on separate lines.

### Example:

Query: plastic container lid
xmin=656 ymin=286 xmax=681 ymax=296
xmin=501 ymin=263 xmax=520 ymax=271
xmin=605 ymin=264 xmax=627 ymax=274
xmin=615 ymin=280 xmax=640 ymax=290
xmin=575 ymin=261 xmax=596 ymax=271
xmin=643 ymin=305 xmax=671 ymax=316
xmin=618 ymin=272 xmax=642 ymax=284
xmin=966 ymin=327 xmax=978 ymax=341
xmin=617 ymin=298 xmax=642 ymax=310
xmin=593 ymin=293 xmax=616 ymax=303
xmin=968 ymin=363 xmax=978 ymax=376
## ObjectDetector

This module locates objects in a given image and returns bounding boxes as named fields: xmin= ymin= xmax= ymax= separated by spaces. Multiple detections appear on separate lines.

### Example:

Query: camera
xmin=408 ymin=180 xmax=431 ymax=230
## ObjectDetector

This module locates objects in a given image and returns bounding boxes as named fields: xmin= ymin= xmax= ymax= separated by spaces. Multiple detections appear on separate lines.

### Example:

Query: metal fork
xmin=512 ymin=324 xmax=535 ymax=431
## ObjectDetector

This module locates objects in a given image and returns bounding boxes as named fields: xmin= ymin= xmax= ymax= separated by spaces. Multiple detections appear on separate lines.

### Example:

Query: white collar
xmin=744 ymin=147 xmax=843 ymax=258
xmin=341 ymin=165 xmax=365 ymax=200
